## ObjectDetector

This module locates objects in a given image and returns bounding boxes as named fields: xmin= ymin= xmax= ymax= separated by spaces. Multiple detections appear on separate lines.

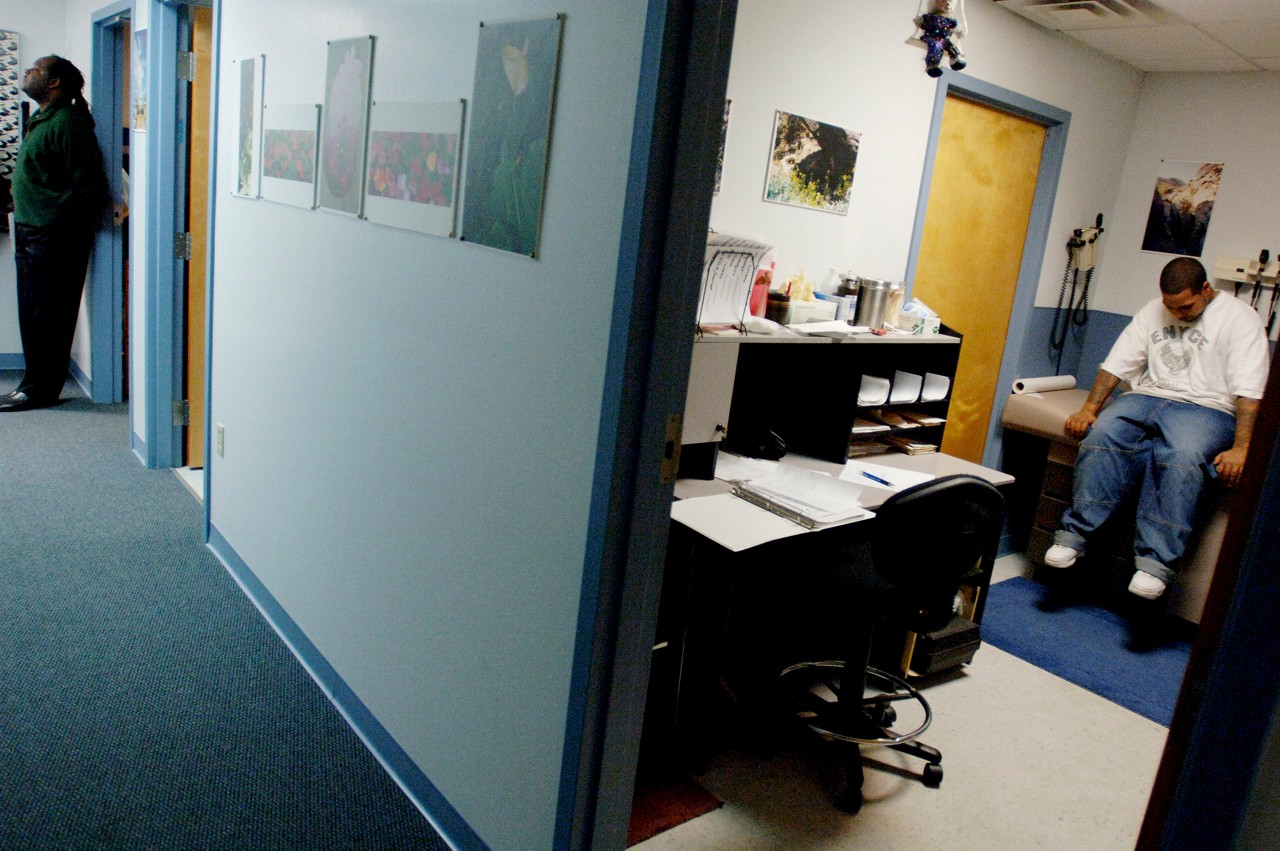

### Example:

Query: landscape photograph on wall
xmin=1141 ymin=160 xmax=1222 ymax=257
xmin=764 ymin=109 xmax=860 ymax=215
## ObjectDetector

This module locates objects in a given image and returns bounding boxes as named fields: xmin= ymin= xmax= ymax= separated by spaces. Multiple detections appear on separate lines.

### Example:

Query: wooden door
xmin=912 ymin=95 xmax=1045 ymax=463
xmin=184 ymin=5 xmax=213 ymax=466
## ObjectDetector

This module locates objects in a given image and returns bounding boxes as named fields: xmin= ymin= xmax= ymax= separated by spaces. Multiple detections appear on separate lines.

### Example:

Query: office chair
xmin=778 ymin=473 xmax=1004 ymax=813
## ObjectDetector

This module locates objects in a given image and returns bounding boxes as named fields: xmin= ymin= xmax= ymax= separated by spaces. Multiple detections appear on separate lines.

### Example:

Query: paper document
xmin=671 ymin=493 xmax=815 ymax=551
xmin=840 ymin=460 xmax=935 ymax=493
xmin=858 ymin=375 xmax=891 ymax=406
xmin=714 ymin=451 xmax=778 ymax=482
xmin=851 ymin=417 xmax=891 ymax=434
xmin=697 ymin=233 xmax=773 ymax=325
xmin=889 ymin=370 xmax=923 ymax=404
xmin=920 ymin=372 xmax=950 ymax=402
xmin=788 ymin=319 xmax=856 ymax=338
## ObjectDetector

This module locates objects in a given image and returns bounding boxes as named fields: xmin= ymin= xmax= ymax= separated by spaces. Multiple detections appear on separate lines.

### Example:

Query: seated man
xmin=1044 ymin=257 xmax=1269 ymax=599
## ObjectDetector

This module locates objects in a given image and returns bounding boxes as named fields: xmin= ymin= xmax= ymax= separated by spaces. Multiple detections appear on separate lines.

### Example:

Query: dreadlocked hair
xmin=45 ymin=55 xmax=91 ymax=114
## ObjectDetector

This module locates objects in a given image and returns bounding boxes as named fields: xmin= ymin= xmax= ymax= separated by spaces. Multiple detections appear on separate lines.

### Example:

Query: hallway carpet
xmin=0 ymin=379 xmax=449 ymax=849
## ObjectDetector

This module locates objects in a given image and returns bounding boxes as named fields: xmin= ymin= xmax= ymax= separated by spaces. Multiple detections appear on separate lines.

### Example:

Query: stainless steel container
xmin=853 ymin=278 xmax=901 ymax=328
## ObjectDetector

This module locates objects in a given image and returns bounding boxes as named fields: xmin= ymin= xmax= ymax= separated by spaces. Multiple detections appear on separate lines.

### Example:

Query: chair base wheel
xmin=922 ymin=762 xmax=943 ymax=787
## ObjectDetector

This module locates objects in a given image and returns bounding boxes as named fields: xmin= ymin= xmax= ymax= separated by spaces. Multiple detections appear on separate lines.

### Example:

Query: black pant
xmin=13 ymin=221 xmax=94 ymax=403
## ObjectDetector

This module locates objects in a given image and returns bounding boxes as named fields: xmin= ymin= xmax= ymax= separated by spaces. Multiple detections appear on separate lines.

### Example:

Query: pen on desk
xmin=861 ymin=471 xmax=893 ymax=487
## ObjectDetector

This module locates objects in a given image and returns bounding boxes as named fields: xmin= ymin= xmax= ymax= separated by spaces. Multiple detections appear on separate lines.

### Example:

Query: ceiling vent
xmin=993 ymin=0 xmax=1176 ymax=32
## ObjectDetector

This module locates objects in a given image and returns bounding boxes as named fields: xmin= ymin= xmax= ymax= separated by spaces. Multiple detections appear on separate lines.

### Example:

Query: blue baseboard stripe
xmin=0 ymin=353 xmax=25 ymax=370
xmin=206 ymin=525 xmax=483 ymax=851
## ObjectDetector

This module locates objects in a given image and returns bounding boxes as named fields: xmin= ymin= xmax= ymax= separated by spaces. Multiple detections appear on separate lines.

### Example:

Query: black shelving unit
xmin=725 ymin=330 xmax=962 ymax=464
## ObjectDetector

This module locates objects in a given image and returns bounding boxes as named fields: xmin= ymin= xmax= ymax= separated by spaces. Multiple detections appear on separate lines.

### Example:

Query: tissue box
xmin=788 ymin=299 xmax=839 ymax=324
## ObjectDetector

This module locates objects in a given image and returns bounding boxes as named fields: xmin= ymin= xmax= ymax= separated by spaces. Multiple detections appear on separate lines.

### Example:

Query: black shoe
xmin=0 ymin=390 xmax=51 ymax=412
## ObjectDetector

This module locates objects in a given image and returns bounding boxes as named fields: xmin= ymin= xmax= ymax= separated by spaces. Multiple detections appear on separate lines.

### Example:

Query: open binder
xmin=727 ymin=464 xmax=869 ymax=528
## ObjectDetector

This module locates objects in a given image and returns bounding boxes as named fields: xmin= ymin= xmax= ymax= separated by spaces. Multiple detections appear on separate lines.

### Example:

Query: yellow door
xmin=912 ymin=96 xmax=1045 ymax=463
xmin=184 ymin=5 xmax=213 ymax=466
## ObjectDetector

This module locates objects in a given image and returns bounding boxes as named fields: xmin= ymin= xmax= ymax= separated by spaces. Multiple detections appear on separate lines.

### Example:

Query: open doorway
xmin=89 ymin=2 xmax=132 ymax=405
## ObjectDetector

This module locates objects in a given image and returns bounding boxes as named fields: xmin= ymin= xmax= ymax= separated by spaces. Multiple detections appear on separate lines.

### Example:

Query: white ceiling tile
xmin=1199 ymin=19 xmax=1280 ymax=58
xmin=1065 ymin=23 xmax=1241 ymax=61
xmin=1255 ymin=57 xmax=1280 ymax=70
xmin=1130 ymin=55 xmax=1262 ymax=72
xmin=1152 ymin=0 xmax=1280 ymax=25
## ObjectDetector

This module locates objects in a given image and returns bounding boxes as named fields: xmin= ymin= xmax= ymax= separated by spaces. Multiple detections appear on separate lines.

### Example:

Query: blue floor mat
xmin=980 ymin=577 xmax=1192 ymax=726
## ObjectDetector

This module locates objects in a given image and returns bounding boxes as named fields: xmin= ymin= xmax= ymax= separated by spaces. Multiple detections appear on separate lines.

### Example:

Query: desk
xmin=644 ymin=451 xmax=1014 ymax=761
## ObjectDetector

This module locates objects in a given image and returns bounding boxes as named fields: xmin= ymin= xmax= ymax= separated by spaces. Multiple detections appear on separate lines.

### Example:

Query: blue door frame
xmin=904 ymin=71 xmax=1071 ymax=471
xmin=89 ymin=0 xmax=132 ymax=404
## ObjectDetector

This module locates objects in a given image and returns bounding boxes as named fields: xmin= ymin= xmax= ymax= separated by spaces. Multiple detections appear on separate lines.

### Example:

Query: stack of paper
xmin=881 ymin=434 xmax=938 ymax=455
xmin=848 ymin=438 xmax=891 ymax=458
xmin=868 ymin=409 xmax=920 ymax=429
xmin=898 ymin=410 xmax=946 ymax=426
xmin=858 ymin=375 xmax=892 ymax=406
xmin=920 ymin=372 xmax=951 ymax=402
xmin=889 ymin=370 xmax=923 ymax=404
xmin=851 ymin=417 xmax=891 ymax=434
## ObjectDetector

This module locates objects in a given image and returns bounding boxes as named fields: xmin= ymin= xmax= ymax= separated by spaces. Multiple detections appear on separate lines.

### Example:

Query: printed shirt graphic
xmin=1101 ymin=293 xmax=1269 ymax=415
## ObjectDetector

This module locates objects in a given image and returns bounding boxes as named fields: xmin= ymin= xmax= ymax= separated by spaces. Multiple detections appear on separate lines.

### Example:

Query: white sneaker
xmin=1128 ymin=571 xmax=1168 ymax=600
xmin=1043 ymin=544 xmax=1079 ymax=568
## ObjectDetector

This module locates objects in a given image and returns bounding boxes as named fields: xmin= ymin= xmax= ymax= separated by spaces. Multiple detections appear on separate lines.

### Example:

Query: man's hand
xmin=1065 ymin=369 xmax=1121 ymax=441
xmin=1065 ymin=409 xmax=1097 ymax=441
xmin=1214 ymin=447 xmax=1248 ymax=487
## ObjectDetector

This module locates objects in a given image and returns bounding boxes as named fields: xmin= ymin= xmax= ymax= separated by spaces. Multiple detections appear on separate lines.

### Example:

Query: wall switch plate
xmin=215 ymin=423 xmax=225 ymax=457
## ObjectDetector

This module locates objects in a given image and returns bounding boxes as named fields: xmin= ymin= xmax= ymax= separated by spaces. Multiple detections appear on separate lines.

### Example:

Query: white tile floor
xmin=174 ymin=466 xmax=204 ymax=502
xmin=634 ymin=555 xmax=1171 ymax=850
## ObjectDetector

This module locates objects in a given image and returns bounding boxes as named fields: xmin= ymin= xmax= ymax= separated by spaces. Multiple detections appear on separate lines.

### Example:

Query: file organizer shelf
xmin=725 ymin=329 xmax=962 ymax=465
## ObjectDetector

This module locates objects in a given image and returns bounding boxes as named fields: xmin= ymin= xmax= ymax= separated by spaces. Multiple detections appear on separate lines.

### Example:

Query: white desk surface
xmin=671 ymin=450 xmax=1014 ymax=553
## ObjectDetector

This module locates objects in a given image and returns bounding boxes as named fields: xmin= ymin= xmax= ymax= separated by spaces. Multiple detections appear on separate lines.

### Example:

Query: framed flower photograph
xmin=318 ymin=36 xmax=375 ymax=216
xmin=260 ymin=103 xmax=320 ymax=209
xmin=364 ymin=100 xmax=465 ymax=237
xmin=460 ymin=14 xmax=565 ymax=257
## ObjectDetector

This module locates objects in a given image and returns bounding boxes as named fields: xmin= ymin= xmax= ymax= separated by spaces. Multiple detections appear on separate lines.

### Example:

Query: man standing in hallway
xmin=1 ymin=55 xmax=107 ymax=412
xmin=1043 ymin=257 xmax=1270 ymax=599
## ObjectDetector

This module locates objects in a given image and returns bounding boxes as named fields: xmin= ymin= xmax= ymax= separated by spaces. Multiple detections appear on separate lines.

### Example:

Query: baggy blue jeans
xmin=1053 ymin=393 xmax=1236 ymax=585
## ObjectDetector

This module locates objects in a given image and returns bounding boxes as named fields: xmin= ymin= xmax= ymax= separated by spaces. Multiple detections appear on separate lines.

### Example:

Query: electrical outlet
xmin=215 ymin=423 xmax=225 ymax=457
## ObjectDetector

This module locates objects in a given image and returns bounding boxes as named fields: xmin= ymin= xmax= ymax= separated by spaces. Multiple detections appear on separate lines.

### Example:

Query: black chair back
xmin=870 ymin=474 xmax=1005 ymax=633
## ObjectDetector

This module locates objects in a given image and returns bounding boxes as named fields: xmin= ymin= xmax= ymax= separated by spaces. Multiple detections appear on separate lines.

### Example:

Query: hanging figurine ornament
xmin=913 ymin=0 xmax=968 ymax=78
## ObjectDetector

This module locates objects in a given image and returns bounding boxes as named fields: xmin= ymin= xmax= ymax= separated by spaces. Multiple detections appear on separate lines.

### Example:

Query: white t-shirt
xmin=1100 ymin=290 xmax=1270 ymax=415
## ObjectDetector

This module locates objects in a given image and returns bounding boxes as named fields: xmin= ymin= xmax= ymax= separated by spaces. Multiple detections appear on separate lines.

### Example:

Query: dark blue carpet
xmin=980 ymin=576 xmax=1192 ymax=726
xmin=1 ymin=376 xmax=449 ymax=849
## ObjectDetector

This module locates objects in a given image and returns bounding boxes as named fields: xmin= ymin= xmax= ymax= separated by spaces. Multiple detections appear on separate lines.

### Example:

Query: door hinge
xmin=174 ymin=232 xmax=192 ymax=261
xmin=660 ymin=413 xmax=683 ymax=484
xmin=173 ymin=399 xmax=190 ymax=427
xmin=177 ymin=51 xmax=196 ymax=82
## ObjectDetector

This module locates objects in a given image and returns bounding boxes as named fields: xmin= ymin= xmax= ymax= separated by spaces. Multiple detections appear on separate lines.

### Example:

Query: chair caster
xmin=922 ymin=762 xmax=943 ymax=788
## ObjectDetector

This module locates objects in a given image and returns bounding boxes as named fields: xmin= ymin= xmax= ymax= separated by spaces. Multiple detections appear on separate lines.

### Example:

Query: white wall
xmin=1099 ymin=70 xmax=1280 ymax=317
xmin=0 ymin=1 xmax=67 ymax=359
xmin=209 ymin=1 xmax=650 ymax=847
xmin=710 ymin=0 xmax=1144 ymax=312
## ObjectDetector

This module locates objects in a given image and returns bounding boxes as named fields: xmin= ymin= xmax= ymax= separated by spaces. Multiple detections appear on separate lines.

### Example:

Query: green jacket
xmin=12 ymin=101 xmax=108 ymax=229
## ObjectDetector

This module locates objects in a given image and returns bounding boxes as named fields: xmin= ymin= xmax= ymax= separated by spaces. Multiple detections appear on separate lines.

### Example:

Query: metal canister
xmin=852 ymin=278 xmax=901 ymax=329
